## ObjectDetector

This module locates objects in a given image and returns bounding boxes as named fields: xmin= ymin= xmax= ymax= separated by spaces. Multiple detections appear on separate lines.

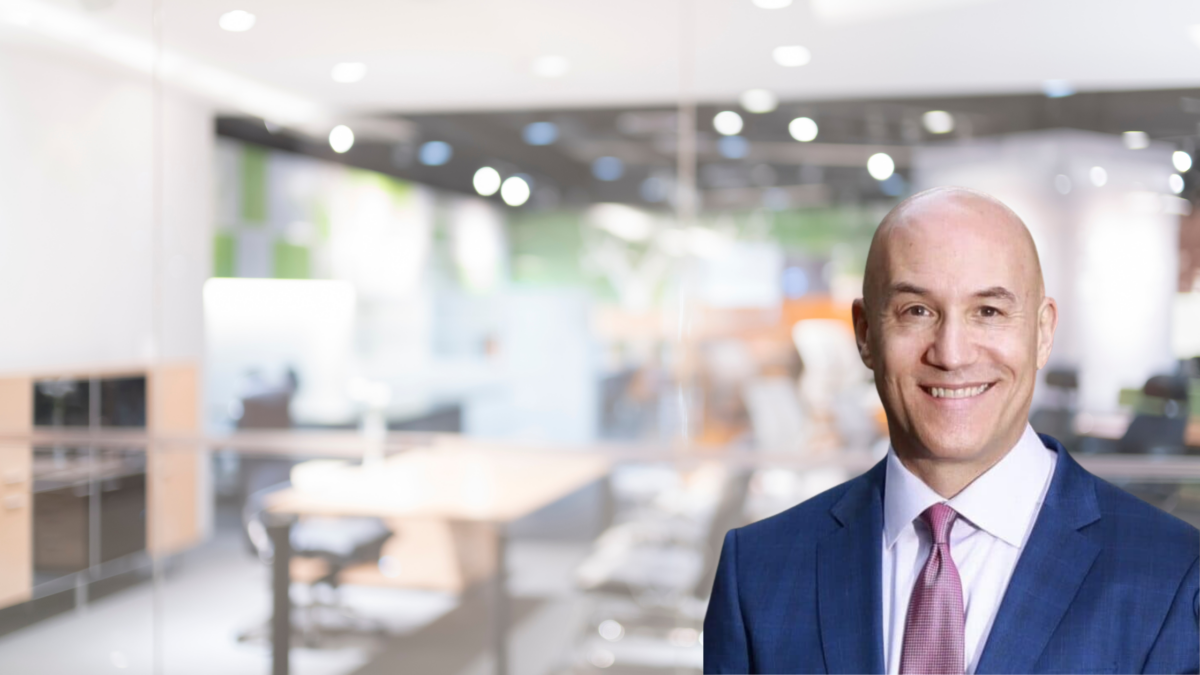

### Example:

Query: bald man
xmin=704 ymin=188 xmax=1199 ymax=674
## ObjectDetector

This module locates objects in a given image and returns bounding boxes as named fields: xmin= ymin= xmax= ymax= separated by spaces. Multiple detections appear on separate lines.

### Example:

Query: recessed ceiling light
xmin=922 ymin=110 xmax=954 ymax=134
xmin=474 ymin=167 xmax=502 ymax=196
xmin=713 ymin=111 xmax=744 ymax=136
xmin=1122 ymin=131 xmax=1149 ymax=150
xmin=219 ymin=10 xmax=256 ymax=32
xmin=1042 ymin=79 xmax=1074 ymax=98
xmin=789 ymin=117 xmax=818 ymax=142
xmin=331 ymin=62 xmax=366 ymax=84
xmin=523 ymin=122 xmax=559 ymax=146
xmin=419 ymin=141 xmax=453 ymax=166
xmin=501 ymin=176 xmax=531 ymax=206
xmin=592 ymin=156 xmax=625 ymax=182
xmin=740 ymin=89 xmax=778 ymax=114
xmin=867 ymin=153 xmax=894 ymax=180
xmin=1169 ymin=173 xmax=1185 ymax=194
xmin=532 ymin=55 xmax=570 ymax=79
xmin=772 ymin=45 xmax=810 ymax=67
xmin=1173 ymin=150 xmax=1193 ymax=173
xmin=1054 ymin=174 xmax=1071 ymax=195
xmin=329 ymin=125 xmax=354 ymax=153
xmin=752 ymin=0 xmax=793 ymax=8
xmin=1089 ymin=166 xmax=1107 ymax=187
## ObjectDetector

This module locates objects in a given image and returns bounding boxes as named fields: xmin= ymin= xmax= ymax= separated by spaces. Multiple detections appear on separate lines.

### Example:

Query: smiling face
xmin=853 ymin=189 xmax=1057 ymax=474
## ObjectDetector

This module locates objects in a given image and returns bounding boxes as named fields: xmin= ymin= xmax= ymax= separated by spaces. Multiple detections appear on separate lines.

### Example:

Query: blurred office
xmin=0 ymin=1 xmax=1199 ymax=673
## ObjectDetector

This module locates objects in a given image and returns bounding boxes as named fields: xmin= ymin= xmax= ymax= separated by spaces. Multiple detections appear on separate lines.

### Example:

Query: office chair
xmin=1118 ymin=374 xmax=1191 ymax=456
xmin=239 ymin=481 xmax=393 ymax=647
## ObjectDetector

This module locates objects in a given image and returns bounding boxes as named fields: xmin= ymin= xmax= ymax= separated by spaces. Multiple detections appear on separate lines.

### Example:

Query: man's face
xmin=853 ymin=199 xmax=1056 ymax=465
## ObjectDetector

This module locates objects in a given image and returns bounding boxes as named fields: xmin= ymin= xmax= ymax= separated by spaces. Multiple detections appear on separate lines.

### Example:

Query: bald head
xmin=862 ymin=187 xmax=1044 ymax=313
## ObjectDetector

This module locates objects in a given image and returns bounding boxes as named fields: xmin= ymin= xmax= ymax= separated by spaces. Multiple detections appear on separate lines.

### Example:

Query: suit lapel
xmin=975 ymin=436 xmax=1102 ymax=674
xmin=817 ymin=460 xmax=886 ymax=674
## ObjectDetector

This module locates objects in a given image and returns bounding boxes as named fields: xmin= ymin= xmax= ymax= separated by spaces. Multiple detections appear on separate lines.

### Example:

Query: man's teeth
xmin=930 ymin=384 xmax=990 ymax=399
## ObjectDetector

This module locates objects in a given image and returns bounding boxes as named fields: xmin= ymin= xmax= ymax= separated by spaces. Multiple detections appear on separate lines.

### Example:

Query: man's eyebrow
xmin=885 ymin=282 xmax=929 ymax=298
xmin=974 ymin=286 xmax=1017 ymax=302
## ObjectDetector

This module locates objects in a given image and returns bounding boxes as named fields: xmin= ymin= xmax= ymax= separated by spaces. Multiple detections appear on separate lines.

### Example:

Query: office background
xmin=0 ymin=1 xmax=1199 ymax=673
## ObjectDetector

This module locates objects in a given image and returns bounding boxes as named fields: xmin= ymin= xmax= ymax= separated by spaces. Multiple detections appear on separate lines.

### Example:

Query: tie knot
xmin=921 ymin=503 xmax=958 ymax=545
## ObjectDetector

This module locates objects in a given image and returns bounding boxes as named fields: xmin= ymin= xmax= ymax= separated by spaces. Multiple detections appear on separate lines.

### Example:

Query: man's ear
xmin=851 ymin=298 xmax=875 ymax=370
xmin=1036 ymin=296 xmax=1058 ymax=370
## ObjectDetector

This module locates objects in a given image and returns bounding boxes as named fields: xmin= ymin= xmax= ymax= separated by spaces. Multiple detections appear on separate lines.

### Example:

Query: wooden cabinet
xmin=0 ymin=444 xmax=32 ymax=609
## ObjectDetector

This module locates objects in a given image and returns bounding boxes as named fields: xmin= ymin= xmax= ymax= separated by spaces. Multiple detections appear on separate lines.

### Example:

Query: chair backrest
xmin=694 ymin=469 xmax=752 ymax=599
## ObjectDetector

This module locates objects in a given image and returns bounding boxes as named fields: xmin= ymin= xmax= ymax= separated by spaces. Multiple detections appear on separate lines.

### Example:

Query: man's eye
xmin=905 ymin=306 xmax=929 ymax=317
xmin=980 ymin=306 xmax=1000 ymax=318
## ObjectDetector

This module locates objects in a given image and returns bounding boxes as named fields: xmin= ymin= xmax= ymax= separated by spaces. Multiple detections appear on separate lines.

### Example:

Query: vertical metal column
xmin=492 ymin=524 xmax=509 ymax=675
xmin=268 ymin=515 xmax=294 ymax=675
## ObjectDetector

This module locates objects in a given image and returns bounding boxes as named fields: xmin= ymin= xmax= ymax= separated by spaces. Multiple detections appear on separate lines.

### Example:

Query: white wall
xmin=0 ymin=44 xmax=212 ymax=373
xmin=915 ymin=130 xmax=1182 ymax=412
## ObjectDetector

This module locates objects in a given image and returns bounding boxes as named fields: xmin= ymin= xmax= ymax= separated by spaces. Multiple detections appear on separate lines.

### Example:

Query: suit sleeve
xmin=1142 ymin=556 xmax=1200 ymax=674
xmin=704 ymin=529 xmax=752 ymax=674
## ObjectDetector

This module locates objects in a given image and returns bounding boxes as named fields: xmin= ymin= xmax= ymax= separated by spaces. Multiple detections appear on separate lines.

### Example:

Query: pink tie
xmin=899 ymin=503 xmax=965 ymax=675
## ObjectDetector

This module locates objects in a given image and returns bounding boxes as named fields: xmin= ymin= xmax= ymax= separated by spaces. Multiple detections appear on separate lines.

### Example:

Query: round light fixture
xmin=500 ymin=176 xmax=531 ymax=207
xmin=740 ymin=89 xmax=778 ymax=114
xmin=713 ymin=111 xmax=744 ymax=136
xmin=532 ymin=55 xmax=570 ymax=79
xmin=328 ymin=125 xmax=354 ymax=153
xmin=1122 ymin=131 xmax=1149 ymax=150
xmin=1089 ymin=166 xmax=1107 ymax=187
xmin=592 ymin=156 xmax=625 ymax=182
xmin=789 ymin=117 xmax=818 ymax=142
xmin=219 ymin=10 xmax=256 ymax=32
xmin=331 ymin=62 xmax=367 ymax=84
xmin=921 ymin=110 xmax=954 ymax=134
xmin=522 ymin=122 xmax=559 ymax=146
xmin=419 ymin=141 xmax=453 ymax=166
xmin=1054 ymin=174 xmax=1072 ymax=195
xmin=867 ymin=153 xmax=895 ymax=181
xmin=772 ymin=45 xmax=810 ymax=67
xmin=473 ymin=167 xmax=502 ymax=196
xmin=1169 ymin=173 xmax=1185 ymax=194
xmin=1173 ymin=150 xmax=1194 ymax=173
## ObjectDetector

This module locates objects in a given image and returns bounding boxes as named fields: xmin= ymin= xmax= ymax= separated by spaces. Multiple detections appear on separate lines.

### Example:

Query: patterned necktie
xmin=899 ymin=503 xmax=965 ymax=675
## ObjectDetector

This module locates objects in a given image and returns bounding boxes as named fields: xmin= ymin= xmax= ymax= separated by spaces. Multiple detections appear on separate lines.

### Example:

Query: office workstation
xmin=3 ymin=1 xmax=1200 ymax=673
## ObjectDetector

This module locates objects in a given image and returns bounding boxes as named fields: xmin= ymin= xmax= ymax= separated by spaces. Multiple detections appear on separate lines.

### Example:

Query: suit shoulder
xmin=1090 ymin=474 xmax=1199 ymax=562
xmin=732 ymin=473 xmax=861 ymax=547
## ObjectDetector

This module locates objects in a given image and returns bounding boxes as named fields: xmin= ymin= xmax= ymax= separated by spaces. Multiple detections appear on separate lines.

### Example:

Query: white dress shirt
xmin=881 ymin=424 xmax=1057 ymax=674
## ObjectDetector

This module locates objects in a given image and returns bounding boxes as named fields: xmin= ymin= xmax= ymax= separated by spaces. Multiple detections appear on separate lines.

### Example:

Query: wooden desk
xmin=264 ymin=446 xmax=610 ymax=675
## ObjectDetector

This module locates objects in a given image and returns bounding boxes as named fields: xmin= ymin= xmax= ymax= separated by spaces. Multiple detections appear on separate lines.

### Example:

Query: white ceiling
xmin=11 ymin=0 xmax=1200 ymax=116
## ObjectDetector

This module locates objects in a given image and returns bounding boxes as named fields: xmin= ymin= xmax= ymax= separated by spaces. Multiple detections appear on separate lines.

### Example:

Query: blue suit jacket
xmin=704 ymin=435 xmax=1200 ymax=673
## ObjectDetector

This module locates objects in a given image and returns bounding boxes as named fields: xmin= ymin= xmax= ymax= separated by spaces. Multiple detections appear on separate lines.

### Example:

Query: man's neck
xmin=895 ymin=430 xmax=1025 ymax=498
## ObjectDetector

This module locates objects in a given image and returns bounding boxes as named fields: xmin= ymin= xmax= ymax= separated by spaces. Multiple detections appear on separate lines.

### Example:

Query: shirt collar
xmin=883 ymin=424 xmax=1057 ymax=549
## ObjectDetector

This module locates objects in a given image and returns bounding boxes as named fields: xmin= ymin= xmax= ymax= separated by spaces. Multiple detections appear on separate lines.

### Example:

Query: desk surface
xmin=265 ymin=447 xmax=610 ymax=523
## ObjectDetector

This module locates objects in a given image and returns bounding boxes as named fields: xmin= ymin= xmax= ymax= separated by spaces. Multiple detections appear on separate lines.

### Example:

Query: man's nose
xmin=924 ymin=315 xmax=978 ymax=370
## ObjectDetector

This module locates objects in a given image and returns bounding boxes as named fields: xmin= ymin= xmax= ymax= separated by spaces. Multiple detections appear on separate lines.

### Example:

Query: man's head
xmin=852 ymin=187 xmax=1057 ymax=474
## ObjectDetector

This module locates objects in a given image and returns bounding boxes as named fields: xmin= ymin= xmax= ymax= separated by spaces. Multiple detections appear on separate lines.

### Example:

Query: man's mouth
xmin=921 ymin=383 xmax=993 ymax=399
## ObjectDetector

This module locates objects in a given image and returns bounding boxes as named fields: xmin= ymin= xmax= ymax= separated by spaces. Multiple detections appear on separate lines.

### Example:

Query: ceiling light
xmin=1042 ymin=79 xmax=1074 ymax=98
xmin=1122 ymin=131 xmax=1149 ymax=150
xmin=752 ymin=0 xmax=793 ymax=8
xmin=1173 ymin=150 xmax=1194 ymax=173
xmin=772 ymin=45 xmax=811 ymax=67
xmin=419 ymin=141 xmax=453 ymax=166
xmin=331 ymin=62 xmax=366 ymax=84
xmin=1169 ymin=173 xmax=1185 ymax=194
xmin=219 ymin=10 xmax=255 ymax=32
xmin=592 ymin=156 xmax=625 ymax=181
xmin=718 ymin=136 xmax=749 ymax=159
xmin=922 ymin=110 xmax=954 ymax=134
xmin=1189 ymin=24 xmax=1200 ymax=49
xmin=473 ymin=167 xmax=502 ymax=196
xmin=532 ymin=55 xmax=570 ymax=79
xmin=789 ymin=117 xmax=818 ymax=142
xmin=501 ymin=176 xmax=531 ymax=207
xmin=867 ymin=153 xmax=894 ymax=181
xmin=1089 ymin=166 xmax=1107 ymax=187
xmin=740 ymin=89 xmax=778 ymax=114
xmin=328 ymin=125 xmax=354 ymax=153
xmin=713 ymin=111 xmax=744 ymax=136
xmin=1054 ymin=174 xmax=1071 ymax=195
xmin=522 ymin=121 xmax=559 ymax=146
